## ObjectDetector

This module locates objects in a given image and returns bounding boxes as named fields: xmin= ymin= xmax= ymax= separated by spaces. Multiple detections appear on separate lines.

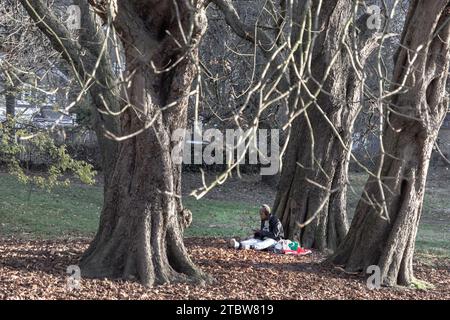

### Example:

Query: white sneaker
xmin=228 ymin=238 xmax=239 ymax=249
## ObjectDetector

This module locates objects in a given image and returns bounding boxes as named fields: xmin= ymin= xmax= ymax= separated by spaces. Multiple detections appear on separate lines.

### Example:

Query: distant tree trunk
xmin=75 ymin=0 xmax=120 ymax=187
xmin=331 ymin=0 xmax=450 ymax=286
xmin=273 ymin=0 xmax=377 ymax=251
xmin=5 ymin=90 xmax=15 ymax=118
xmin=214 ymin=1 xmax=377 ymax=250
xmin=78 ymin=0 xmax=208 ymax=286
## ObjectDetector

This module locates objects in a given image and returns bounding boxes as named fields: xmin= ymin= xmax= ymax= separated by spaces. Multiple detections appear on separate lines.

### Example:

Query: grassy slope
xmin=0 ymin=173 xmax=448 ymax=258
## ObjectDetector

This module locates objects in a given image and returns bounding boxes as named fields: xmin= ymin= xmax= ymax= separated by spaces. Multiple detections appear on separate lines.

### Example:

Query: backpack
xmin=274 ymin=239 xmax=312 ymax=255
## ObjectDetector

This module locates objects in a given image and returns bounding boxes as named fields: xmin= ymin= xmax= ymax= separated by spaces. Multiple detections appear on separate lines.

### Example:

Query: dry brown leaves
xmin=0 ymin=237 xmax=449 ymax=300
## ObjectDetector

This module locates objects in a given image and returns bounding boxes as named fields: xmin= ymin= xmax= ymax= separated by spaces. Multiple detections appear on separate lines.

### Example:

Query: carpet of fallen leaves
xmin=0 ymin=237 xmax=449 ymax=300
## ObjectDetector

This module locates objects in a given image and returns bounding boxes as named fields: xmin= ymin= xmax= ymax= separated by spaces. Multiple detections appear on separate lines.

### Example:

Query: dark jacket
xmin=256 ymin=214 xmax=284 ymax=241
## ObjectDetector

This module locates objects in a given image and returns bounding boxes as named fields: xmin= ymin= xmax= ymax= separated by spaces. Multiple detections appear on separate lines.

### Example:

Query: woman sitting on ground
xmin=228 ymin=204 xmax=284 ymax=250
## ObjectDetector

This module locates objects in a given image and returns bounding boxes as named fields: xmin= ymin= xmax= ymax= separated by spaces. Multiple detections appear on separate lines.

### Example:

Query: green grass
xmin=0 ymin=173 xmax=448 ymax=259
xmin=414 ymin=224 xmax=450 ymax=258
xmin=183 ymin=198 xmax=259 ymax=237
xmin=0 ymin=174 xmax=258 ymax=239
xmin=347 ymin=173 xmax=450 ymax=259
xmin=0 ymin=174 xmax=102 ymax=238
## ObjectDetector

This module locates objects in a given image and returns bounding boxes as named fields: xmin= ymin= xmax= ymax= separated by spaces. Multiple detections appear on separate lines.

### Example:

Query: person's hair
xmin=260 ymin=204 xmax=271 ymax=216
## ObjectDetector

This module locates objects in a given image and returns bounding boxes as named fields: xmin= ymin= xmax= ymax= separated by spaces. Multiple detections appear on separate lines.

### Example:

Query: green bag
xmin=287 ymin=241 xmax=299 ymax=251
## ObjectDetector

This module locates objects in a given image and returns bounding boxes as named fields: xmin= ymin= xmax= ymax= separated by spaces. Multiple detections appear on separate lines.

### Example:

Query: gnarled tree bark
xmin=331 ymin=0 xmax=450 ymax=286
xmin=272 ymin=1 xmax=378 ymax=251
xmin=22 ymin=0 xmax=209 ymax=286
xmin=77 ymin=0 xmax=209 ymax=286
xmin=213 ymin=0 xmax=379 ymax=251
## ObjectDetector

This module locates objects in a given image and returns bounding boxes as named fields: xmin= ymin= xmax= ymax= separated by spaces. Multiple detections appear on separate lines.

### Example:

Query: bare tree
xmin=1 ymin=0 xmax=50 ymax=119
xmin=19 ymin=0 xmax=121 ymax=185
xmin=20 ymin=0 xmax=210 ymax=286
xmin=331 ymin=0 xmax=450 ymax=286
xmin=212 ymin=0 xmax=380 ymax=251
xmin=271 ymin=0 xmax=379 ymax=251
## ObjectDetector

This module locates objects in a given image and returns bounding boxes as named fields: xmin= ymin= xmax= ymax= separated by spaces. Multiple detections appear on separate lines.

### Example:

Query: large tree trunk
xmin=79 ymin=0 xmax=208 ymax=286
xmin=273 ymin=1 xmax=377 ymax=251
xmin=213 ymin=1 xmax=375 ymax=247
xmin=21 ymin=0 xmax=208 ymax=286
xmin=331 ymin=0 xmax=450 ymax=286
xmin=275 ymin=123 xmax=352 ymax=251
